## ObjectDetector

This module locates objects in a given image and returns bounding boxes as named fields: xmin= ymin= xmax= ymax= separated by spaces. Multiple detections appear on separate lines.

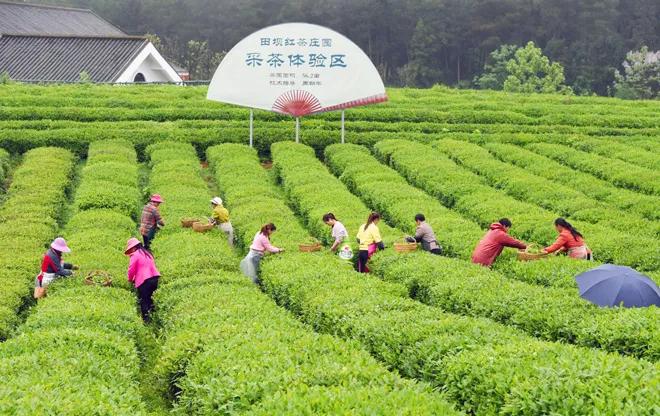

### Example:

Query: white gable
xmin=115 ymin=42 xmax=182 ymax=83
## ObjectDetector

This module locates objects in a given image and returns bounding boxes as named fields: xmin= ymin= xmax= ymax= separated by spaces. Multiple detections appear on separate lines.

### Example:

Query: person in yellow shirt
xmin=210 ymin=197 xmax=234 ymax=247
xmin=356 ymin=212 xmax=385 ymax=273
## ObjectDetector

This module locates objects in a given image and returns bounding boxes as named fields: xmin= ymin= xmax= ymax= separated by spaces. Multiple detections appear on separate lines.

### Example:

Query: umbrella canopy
xmin=575 ymin=264 xmax=660 ymax=308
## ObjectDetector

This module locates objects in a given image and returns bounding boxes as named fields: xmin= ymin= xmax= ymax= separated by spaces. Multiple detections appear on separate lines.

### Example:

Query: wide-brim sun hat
xmin=150 ymin=194 xmax=164 ymax=203
xmin=124 ymin=237 xmax=141 ymax=255
xmin=211 ymin=197 xmax=223 ymax=205
xmin=51 ymin=237 xmax=71 ymax=253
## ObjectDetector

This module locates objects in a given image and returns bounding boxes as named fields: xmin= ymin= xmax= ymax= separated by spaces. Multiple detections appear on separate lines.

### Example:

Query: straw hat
xmin=124 ymin=237 xmax=141 ymax=255
xmin=50 ymin=237 xmax=71 ymax=253
xmin=211 ymin=197 xmax=223 ymax=205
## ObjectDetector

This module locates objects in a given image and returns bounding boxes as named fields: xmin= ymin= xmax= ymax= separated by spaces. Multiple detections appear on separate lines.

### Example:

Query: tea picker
xmin=140 ymin=194 xmax=165 ymax=251
xmin=34 ymin=237 xmax=78 ymax=299
xmin=471 ymin=218 xmax=527 ymax=267
xmin=210 ymin=196 xmax=234 ymax=247
xmin=544 ymin=218 xmax=592 ymax=260
xmin=125 ymin=238 xmax=161 ymax=322
xmin=356 ymin=212 xmax=385 ymax=273
xmin=404 ymin=213 xmax=442 ymax=255
xmin=240 ymin=223 xmax=284 ymax=284
xmin=322 ymin=213 xmax=348 ymax=252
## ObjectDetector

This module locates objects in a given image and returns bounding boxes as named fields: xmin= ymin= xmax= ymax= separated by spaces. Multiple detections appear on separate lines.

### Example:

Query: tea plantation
xmin=0 ymin=84 xmax=658 ymax=415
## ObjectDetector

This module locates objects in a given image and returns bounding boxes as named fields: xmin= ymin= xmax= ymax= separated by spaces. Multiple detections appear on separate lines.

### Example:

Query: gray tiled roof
xmin=0 ymin=35 xmax=147 ymax=82
xmin=0 ymin=1 xmax=126 ymax=36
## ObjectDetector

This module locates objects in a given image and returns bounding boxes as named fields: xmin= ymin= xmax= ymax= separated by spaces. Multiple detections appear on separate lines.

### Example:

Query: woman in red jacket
xmin=471 ymin=218 xmax=527 ymax=267
xmin=544 ymin=218 xmax=592 ymax=260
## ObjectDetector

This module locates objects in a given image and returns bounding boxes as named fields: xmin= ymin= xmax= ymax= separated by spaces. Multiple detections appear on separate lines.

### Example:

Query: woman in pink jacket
xmin=240 ymin=223 xmax=284 ymax=284
xmin=125 ymin=237 xmax=161 ymax=322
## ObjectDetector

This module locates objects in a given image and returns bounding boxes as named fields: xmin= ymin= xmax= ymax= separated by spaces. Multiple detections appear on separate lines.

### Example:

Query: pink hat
xmin=124 ymin=237 xmax=141 ymax=255
xmin=51 ymin=237 xmax=71 ymax=253
xmin=150 ymin=194 xmax=164 ymax=203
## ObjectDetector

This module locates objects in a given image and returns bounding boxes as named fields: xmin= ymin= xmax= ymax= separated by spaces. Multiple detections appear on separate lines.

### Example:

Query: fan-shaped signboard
xmin=207 ymin=23 xmax=387 ymax=117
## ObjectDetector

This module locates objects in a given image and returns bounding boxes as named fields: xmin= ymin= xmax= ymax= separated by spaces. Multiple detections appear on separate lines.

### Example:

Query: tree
xmin=614 ymin=46 xmax=660 ymax=99
xmin=400 ymin=19 xmax=443 ymax=87
xmin=184 ymin=40 xmax=226 ymax=80
xmin=475 ymin=44 xmax=518 ymax=90
xmin=503 ymin=41 xmax=571 ymax=94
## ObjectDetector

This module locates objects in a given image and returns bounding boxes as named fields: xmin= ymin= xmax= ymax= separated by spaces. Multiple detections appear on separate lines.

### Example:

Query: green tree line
xmin=39 ymin=0 xmax=659 ymax=95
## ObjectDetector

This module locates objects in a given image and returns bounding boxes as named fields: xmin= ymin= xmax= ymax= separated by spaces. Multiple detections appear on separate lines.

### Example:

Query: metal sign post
xmin=341 ymin=110 xmax=345 ymax=144
xmin=295 ymin=117 xmax=300 ymax=143
xmin=249 ymin=109 xmax=254 ymax=148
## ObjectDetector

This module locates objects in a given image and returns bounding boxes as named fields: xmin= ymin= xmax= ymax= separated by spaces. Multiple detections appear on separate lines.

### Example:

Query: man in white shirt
xmin=323 ymin=213 xmax=348 ymax=252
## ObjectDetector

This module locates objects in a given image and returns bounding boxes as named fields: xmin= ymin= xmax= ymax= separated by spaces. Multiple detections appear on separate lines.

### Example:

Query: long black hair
xmin=365 ymin=212 xmax=381 ymax=228
xmin=135 ymin=242 xmax=153 ymax=258
xmin=555 ymin=218 xmax=583 ymax=239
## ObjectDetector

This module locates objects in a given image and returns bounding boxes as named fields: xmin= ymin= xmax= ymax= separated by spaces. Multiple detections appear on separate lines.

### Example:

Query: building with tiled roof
xmin=0 ymin=1 xmax=182 ymax=83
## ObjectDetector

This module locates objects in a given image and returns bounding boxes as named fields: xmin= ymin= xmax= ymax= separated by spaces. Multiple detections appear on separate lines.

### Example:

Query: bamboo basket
xmin=299 ymin=241 xmax=322 ymax=252
xmin=517 ymin=244 xmax=547 ymax=261
xmin=193 ymin=221 xmax=214 ymax=233
xmin=394 ymin=238 xmax=417 ymax=253
xmin=84 ymin=270 xmax=112 ymax=287
xmin=181 ymin=217 xmax=199 ymax=228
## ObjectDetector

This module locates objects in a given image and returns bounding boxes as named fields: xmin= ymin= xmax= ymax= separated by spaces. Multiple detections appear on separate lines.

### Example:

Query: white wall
xmin=115 ymin=42 xmax=182 ymax=83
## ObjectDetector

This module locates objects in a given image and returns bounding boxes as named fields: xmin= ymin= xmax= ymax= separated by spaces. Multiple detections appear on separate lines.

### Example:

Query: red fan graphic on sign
xmin=272 ymin=90 xmax=323 ymax=117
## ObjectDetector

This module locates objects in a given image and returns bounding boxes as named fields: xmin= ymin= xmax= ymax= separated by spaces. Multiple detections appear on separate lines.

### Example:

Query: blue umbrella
xmin=575 ymin=264 xmax=660 ymax=308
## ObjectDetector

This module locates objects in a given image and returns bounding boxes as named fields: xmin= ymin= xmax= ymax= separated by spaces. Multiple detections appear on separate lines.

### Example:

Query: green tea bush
xmin=260 ymin=253 xmax=659 ymax=415
xmin=210 ymin=143 xmax=659 ymax=415
xmin=271 ymin=142 xmax=397 ymax=247
xmin=0 ymin=286 xmax=147 ymax=415
xmin=372 ymin=140 xmax=660 ymax=271
xmin=370 ymin=251 xmax=659 ymax=360
xmin=0 ymin=140 xmax=152 ymax=413
xmin=483 ymin=141 xmax=660 ymax=221
xmin=207 ymin=144 xmax=310 ymax=251
xmin=567 ymin=138 xmax=660 ymax=170
xmin=528 ymin=142 xmax=660 ymax=196
xmin=323 ymin=143 xmax=484 ymax=259
xmin=65 ymin=140 xmax=142 ymax=289
xmin=434 ymin=139 xmax=657 ymax=239
xmin=147 ymin=143 xmax=457 ymax=414
xmin=0 ymin=147 xmax=75 ymax=339
xmin=493 ymin=255 xmax=594 ymax=287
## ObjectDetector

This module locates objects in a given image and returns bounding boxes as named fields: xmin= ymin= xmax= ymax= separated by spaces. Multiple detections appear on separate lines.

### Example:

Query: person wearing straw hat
xmin=210 ymin=196 xmax=234 ymax=247
xmin=140 ymin=194 xmax=165 ymax=251
xmin=125 ymin=237 xmax=160 ymax=322
xmin=34 ymin=237 xmax=77 ymax=298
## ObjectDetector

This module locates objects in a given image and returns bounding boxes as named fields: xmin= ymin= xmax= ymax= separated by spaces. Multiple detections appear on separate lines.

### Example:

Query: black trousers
xmin=142 ymin=229 xmax=156 ymax=251
xmin=357 ymin=250 xmax=370 ymax=273
xmin=137 ymin=277 xmax=159 ymax=322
